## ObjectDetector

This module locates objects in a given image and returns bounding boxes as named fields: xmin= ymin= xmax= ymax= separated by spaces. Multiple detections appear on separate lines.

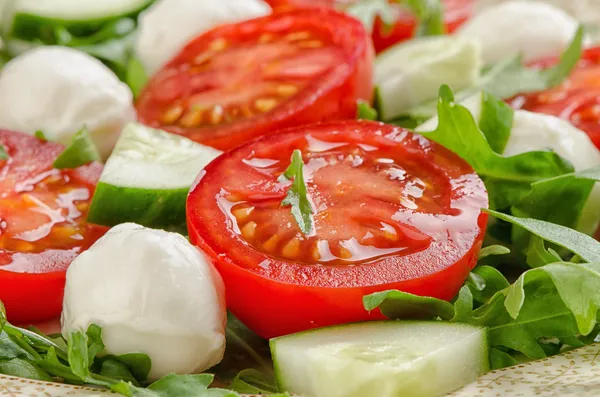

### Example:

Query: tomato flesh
xmin=187 ymin=121 xmax=488 ymax=338
xmin=265 ymin=0 xmax=473 ymax=53
xmin=137 ymin=7 xmax=373 ymax=151
xmin=0 ymin=130 xmax=106 ymax=323
xmin=510 ymin=47 xmax=600 ymax=149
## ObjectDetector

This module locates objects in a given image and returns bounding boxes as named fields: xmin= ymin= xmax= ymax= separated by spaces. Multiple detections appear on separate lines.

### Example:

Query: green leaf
xmin=100 ymin=358 xmax=140 ymax=386
xmin=53 ymin=127 xmax=102 ymax=169
xmin=451 ymin=286 xmax=474 ymax=322
xmin=403 ymin=0 xmax=444 ymax=37
xmin=0 ymin=331 xmax=35 ymax=361
xmin=115 ymin=353 xmax=152 ymax=382
xmin=418 ymin=86 xmax=573 ymax=209
xmin=67 ymin=330 xmax=90 ymax=381
xmin=511 ymin=166 xmax=600 ymax=247
xmin=0 ymin=301 xmax=5 ymax=334
xmin=0 ymin=358 xmax=53 ymax=381
xmin=485 ymin=210 xmax=600 ymax=263
xmin=363 ymin=290 xmax=455 ymax=320
xmin=126 ymin=57 xmax=149 ymax=99
xmin=279 ymin=150 xmax=314 ymax=235
xmin=86 ymin=324 xmax=105 ymax=367
xmin=489 ymin=348 xmax=520 ymax=370
xmin=147 ymin=373 xmax=217 ymax=395
xmin=34 ymin=130 xmax=47 ymax=141
xmin=231 ymin=369 xmax=280 ymax=394
xmin=478 ymin=91 xmax=513 ymax=154
xmin=0 ymin=144 xmax=8 ymax=160
xmin=524 ymin=236 xmax=562 ymax=268
xmin=356 ymin=100 xmax=378 ymax=121
xmin=35 ymin=347 xmax=83 ymax=383
xmin=479 ymin=25 xmax=584 ymax=99
xmin=478 ymin=245 xmax=511 ymax=260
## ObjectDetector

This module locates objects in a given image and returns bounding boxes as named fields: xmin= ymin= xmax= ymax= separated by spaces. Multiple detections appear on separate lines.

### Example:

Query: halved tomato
xmin=510 ymin=46 xmax=600 ymax=149
xmin=265 ymin=0 xmax=474 ymax=53
xmin=187 ymin=120 xmax=488 ymax=338
xmin=136 ymin=7 xmax=373 ymax=151
xmin=0 ymin=130 xmax=107 ymax=324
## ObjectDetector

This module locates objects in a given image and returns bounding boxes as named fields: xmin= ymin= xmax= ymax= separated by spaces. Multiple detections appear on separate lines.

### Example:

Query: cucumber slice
xmin=375 ymin=35 xmax=482 ymax=121
xmin=271 ymin=321 xmax=489 ymax=397
xmin=87 ymin=122 xmax=222 ymax=229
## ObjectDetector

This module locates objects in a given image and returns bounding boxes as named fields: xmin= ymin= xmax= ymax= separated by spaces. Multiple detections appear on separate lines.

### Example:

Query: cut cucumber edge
xmin=271 ymin=321 xmax=489 ymax=397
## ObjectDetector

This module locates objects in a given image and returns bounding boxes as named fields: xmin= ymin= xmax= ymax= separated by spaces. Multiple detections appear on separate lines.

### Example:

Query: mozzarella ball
xmin=456 ymin=1 xmax=585 ymax=65
xmin=61 ymin=223 xmax=226 ymax=380
xmin=0 ymin=46 xmax=135 ymax=158
xmin=135 ymin=0 xmax=271 ymax=74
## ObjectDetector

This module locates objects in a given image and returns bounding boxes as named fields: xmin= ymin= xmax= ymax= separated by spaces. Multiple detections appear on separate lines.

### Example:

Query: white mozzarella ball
xmin=61 ymin=223 xmax=227 ymax=380
xmin=135 ymin=0 xmax=271 ymax=74
xmin=0 ymin=46 xmax=135 ymax=158
xmin=456 ymin=1 xmax=585 ymax=65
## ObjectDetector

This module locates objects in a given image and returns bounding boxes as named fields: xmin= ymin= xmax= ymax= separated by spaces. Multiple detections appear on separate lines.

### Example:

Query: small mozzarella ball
xmin=61 ymin=223 xmax=226 ymax=380
xmin=135 ymin=0 xmax=271 ymax=74
xmin=456 ymin=1 xmax=585 ymax=65
xmin=0 ymin=47 xmax=134 ymax=158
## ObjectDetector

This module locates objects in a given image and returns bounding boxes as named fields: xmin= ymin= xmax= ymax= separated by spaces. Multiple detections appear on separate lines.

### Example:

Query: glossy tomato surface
xmin=136 ymin=7 xmax=373 ymax=151
xmin=187 ymin=120 xmax=488 ymax=338
xmin=510 ymin=46 xmax=600 ymax=149
xmin=0 ymin=130 xmax=107 ymax=323
xmin=265 ymin=0 xmax=473 ymax=53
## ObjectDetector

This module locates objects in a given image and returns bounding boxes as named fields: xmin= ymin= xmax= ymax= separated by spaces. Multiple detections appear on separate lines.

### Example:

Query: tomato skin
xmin=136 ymin=7 xmax=374 ymax=151
xmin=187 ymin=120 xmax=488 ymax=338
xmin=265 ymin=0 xmax=473 ymax=53
xmin=510 ymin=46 xmax=600 ymax=149
xmin=0 ymin=130 xmax=106 ymax=324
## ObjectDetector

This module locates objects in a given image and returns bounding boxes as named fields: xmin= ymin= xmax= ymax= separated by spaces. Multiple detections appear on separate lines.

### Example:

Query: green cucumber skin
xmin=270 ymin=321 xmax=490 ymax=395
xmin=88 ymin=182 xmax=188 ymax=230
xmin=6 ymin=0 xmax=154 ymax=42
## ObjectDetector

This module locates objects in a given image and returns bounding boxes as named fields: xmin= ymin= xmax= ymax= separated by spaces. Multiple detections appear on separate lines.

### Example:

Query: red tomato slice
xmin=510 ymin=46 xmax=600 ymax=149
xmin=0 ymin=130 xmax=107 ymax=324
xmin=136 ymin=7 xmax=373 ymax=151
xmin=187 ymin=120 xmax=488 ymax=338
xmin=265 ymin=0 xmax=473 ymax=53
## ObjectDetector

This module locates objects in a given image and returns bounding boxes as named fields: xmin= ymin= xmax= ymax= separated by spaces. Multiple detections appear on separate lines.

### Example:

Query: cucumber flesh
xmin=5 ymin=0 xmax=154 ymax=22
xmin=271 ymin=321 xmax=489 ymax=397
xmin=87 ymin=122 xmax=222 ymax=228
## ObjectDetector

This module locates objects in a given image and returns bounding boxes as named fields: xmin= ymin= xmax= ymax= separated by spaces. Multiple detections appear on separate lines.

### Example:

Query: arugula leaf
xmin=112 ymin=374 xmax=239 ymax=397
xmin=67 ymin=330 xmax=90 ymax=381
xmin=86 ymin=324 xmax=105 ymax=366
xmin=356 ymin=100 xmax=378 ymax=121
xmin=126 ymin=57 xmax=149 ymax=99
xmin=478 ymin=92 xmax=513 ymax=154
xmin=345 ymin=0 xmax=443 ymax=36
xmin=34 ymin=130 xmax=47 ymax=141
xmin=479 ymin=25 xmax=584 ymax=99
xmin=114 ymin=353 xmax=152 ymax=382
xmin=417 ymin=86 xmax=573 ymax=209
xmin=100 ymin=358 xmax=140 ymax=386
xmin=231 ymin=369 xmax=280 ymax=395
xmin=506 ymin=263 xmax=600 ymax=336
xmin=363 ymin=290 xmax=454 ymax=320
xmin=0 ymin=358 xmax=53 ymax=381
xmin=510 ymin=166 xmax=600 ymax=247
xmin=279 ymin=150 xmax=314 ymax=235
xmin=0 ymin=301 xmax=5 ymax=334
xmin=485 ymin=210 xmax=600 ymax=263
xmin=524 ymin=236 xmax=562 ymax=268
xmin=466 ymin=266 xmax=510 ymax=305
xmin=478 ymin=245 xmax=510 ymax=260
xmin=0 ymin=144 xmax=8 ymax=160
xmin=53 ymin=127 xmax=102 ymax=169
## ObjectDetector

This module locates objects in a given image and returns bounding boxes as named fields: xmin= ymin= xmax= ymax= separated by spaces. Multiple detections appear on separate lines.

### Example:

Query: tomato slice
xmin=510 ymin=46 xmax=600 ymax=149
xmin=187 ymin=120 xmax=488 ymax=338
xmin=136 ymin=7 xmax=373 ymax=151
xmin=0 ymin=130 xmax=107 ymax=324
xmin=265 ymin=0 xmax=473 ymax=53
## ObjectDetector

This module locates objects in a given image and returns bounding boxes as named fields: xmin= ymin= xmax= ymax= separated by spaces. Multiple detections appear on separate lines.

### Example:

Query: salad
xmin=1 ymin=0 xmax=600 ymax=396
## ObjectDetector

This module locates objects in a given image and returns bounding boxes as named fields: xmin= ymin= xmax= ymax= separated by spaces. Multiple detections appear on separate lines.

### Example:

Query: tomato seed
xmin=281 ymin=238 xmax=301 ymax=259
xmin=241 ymin=221 xmax=258 ymax=240
xmin=285 ymin=31 xmax=311 ymax=41
xmin=180 ymin=108 xmax=204 ymax=128
xmin=210 ymin=106 xmax=225 ymax=124
xmin=162 ymin=106 xmax=184 ymax=124
xmin=298 ymin=40 xmax=324 ymax=48
xmin=232 ymin=206 xmax=254 ymax=222
xmin=255 ymin=98 xmax=278 ymax=113
xmin=209 ymin=38 xmax=228 ymax=51
xmin=276 ymin=84 xmax=298 ymax=97
xmin=263 ymin=235 xmax=280 ymax=253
